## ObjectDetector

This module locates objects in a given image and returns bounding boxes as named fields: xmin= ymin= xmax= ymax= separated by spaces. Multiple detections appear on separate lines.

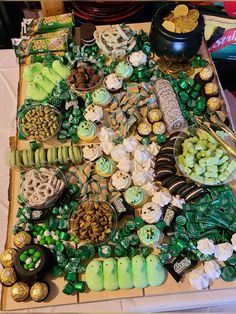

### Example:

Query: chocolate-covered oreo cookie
xmin=156 ymin=168 xmax=176 ymax=181
xmin=156 ymin=154 xmax=175 ymax=165
xmin=162 ymin=175 xmax=185 ymax=188
xmin=168 ymin=179 xmax=187 ymax=194
xmin=185 ymin=187 xmax=205 ymax=202
xmin=159 ymin=145 xmax=174 ymax=155
xmin=80 ymin=22 xmax=96 ymax=45
xmin=168 ymin=131 xmax=181 ymax=142
xmin=178 ymin=184 xmax=197 ymax=199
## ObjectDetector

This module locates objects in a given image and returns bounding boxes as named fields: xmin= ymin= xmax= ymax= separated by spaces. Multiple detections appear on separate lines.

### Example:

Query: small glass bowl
xmin=69 ymin=199 xmax=117 ymax=246
xmin=19 ymin=166 xmax=67 ymax=210
xmin=18 ymin=104 xmax=62 ymax=142
xmin=174 ymin=124 xmax=236 ymax=186
xmin=67 ymin=58 xmax=104 ymax=94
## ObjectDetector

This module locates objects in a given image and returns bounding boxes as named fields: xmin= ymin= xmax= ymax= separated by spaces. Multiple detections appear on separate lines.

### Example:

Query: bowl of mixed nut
xmin=18 ymin=104 xmax=62 ymax=142
xmin=69 ymin=199 xmax=117 ymax=245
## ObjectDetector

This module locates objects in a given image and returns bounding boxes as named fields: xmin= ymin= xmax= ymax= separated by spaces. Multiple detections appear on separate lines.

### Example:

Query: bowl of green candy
xmin=174 ymin=125 xmax=236 ymax=186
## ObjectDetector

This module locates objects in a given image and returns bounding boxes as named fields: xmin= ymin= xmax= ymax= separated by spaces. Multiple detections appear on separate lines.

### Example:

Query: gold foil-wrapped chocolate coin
xmin=0 ymin=248 xmax=17 ymax=267
xmin=0 ymin=267 xmax=17 ymax=286
xmin=152 ymin=121 xmax=166 ymax=135
xmin=30 ymin=282 xmax=49 ymax=302
xmin=11 ymin=281 xmax=29 ymax=302
xmin=147 ymin=109 xmax=163 ymax=123
xmin=13 ymin=231 xmax=31 ymax=249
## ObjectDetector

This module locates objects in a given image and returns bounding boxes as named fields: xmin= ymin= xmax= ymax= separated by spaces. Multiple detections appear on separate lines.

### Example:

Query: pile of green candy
xmin=172 ymin=71 xmax=206 ymax=121
xmin=20 ymin=248 xmax=41 ymax=270
xmin=159 ymin=186 xmax=236 ymax=268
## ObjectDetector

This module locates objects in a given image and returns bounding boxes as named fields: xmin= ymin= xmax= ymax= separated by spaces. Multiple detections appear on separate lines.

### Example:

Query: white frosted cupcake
xmin=84 ymin=104 xmax=103 ymax=123
xmin=140 ymin=202 xmax=162 ymax=224
xmin=104 ymin=73 xmax=123 ymax=92
xmin=111 ymin=170 xmax=131 ymax=191
xmin=82 ymin=144 xmax=102 ymax=161
xmin=128 ymin=50 xmax=147 ymax=67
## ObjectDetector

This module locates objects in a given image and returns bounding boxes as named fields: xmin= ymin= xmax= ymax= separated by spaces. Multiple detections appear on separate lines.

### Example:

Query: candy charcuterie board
xmin=1 ymin=13 xmax=236 ymax=311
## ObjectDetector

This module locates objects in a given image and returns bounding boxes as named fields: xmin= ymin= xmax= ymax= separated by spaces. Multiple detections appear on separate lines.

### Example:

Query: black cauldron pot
xmin=149 ymin=3 xmax=205 ymax=61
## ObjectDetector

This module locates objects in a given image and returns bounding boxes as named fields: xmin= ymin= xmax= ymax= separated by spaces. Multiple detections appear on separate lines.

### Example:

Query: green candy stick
xmin=131 ymin=255 xmax=148 ymax=288
xmin=146 ymin=254 xmax=166 ymax=286
xmin=41 ymin=67 xmax=62 ymax=84
xmin=117 ymin=257 xmax=133 ymax=290
xmin=85 ymin=260 xmax=104 ymax=292
xmin=26 ymin=82 xmax=48 ymax=101
xmin=33 ymin=74 xmax=55 ymax=93
xmin=52 ymin=60 xmax=71 ymax=79
xmin=103 ymin=258 xmax=118 ymax=291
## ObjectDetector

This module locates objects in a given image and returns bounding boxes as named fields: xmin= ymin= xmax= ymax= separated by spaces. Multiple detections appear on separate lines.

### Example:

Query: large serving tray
xmin=1 ymin=22 xmax=236 ymax=311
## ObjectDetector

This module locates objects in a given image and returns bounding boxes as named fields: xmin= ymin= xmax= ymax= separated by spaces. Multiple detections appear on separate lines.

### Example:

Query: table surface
xmin=1 ymin=24 xmax=236 ymax=312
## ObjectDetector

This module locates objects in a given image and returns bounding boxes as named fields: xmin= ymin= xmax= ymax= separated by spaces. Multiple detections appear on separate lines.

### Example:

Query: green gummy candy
xmin=218 ymin=155 xmax=229 ymax=165
xmin=41 ymin=67 xmax=62 ymax=84
xmin=26 ymin=82 xmax=48 ymax=101
xmin=216 ymin=130 xmax=225 ymax=139
xmin=219 ymin=162 xmax=228 ymax=173
xmin=226 ymin=160 xmax=236 ymax=173
xmin=103 ymin=258 xmax=119 ymax=291
xmin=146 ymin=254 xmax=165 ymax=286
xmin=179 ymin=163 xmax=192 ymax=175
xmin=194 ymin=164 xmax=205 ymax=175
xmin=33 ymin=74 xmax=55 ymax=94
xmin=52 ymin=60 xmax=71 ymax=79
xmin=131 ymin=255 xmax=148 ymax=288
xmin=205 ymin=171 xmax=218 ymax=178
xmin=85 ymin=260 xmax=104 ymax=292
xmin=206 ymin=156 xmax=219 ymax=166
xmin=23 ymin=63 xmax=44 ymax=81
xmin=117 ymin=257 xmax=133 ymax=290
xmin=206 ymin=165 xmax=218 ymax=173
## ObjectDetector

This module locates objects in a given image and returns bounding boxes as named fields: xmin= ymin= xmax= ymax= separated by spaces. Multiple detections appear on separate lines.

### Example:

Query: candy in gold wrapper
xmin=147 ymin=109 xmax=163 ymax=123
xmin=207 ymin=97 xmax=221 ymax=112
xmin=0 ymin=248 xmax=17 ymax=267
xmin=30 ymin=282 xmax=49 ymax=302
xmin=13 ymin=231 xmax=31 ymax=249
xmin=0 ymin=267 xmax=17 ymax=286
xmin=11 ymin=281 xmax=30 ymax=302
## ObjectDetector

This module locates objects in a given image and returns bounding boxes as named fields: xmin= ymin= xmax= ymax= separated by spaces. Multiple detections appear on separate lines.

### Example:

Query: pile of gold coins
xmin=162 ymin=4 xmax=200 ymax=33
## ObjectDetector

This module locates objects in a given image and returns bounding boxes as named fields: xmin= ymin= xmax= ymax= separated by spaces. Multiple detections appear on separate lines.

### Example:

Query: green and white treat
xmin=177 ymin=129 xmax=236 ymax=185
xmin=20 ymin=249 xmax=41 ymax=271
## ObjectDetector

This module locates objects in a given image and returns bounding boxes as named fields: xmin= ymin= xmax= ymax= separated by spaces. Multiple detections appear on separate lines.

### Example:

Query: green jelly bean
xmin=39 ymin=239 xmax=46 ymax=245
xmin=34 ymin=251 xmax=41 ymax=258
xmin=20 ymin=254 xmax=28 ymax=262
xmin=29 ymin=249 xmax=36 ymax=255
xmin=24 ymin=264 xmax=29 ymax=270
xmin=29 ymin=262 xmax=35 ymax=269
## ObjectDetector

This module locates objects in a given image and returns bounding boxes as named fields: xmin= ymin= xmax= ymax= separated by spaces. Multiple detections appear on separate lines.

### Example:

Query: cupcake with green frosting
xmin=95 ymin=157 xmax=116 ymax=177
xmin=77 ymin=121 xmax=97 ymax=142
xmin=115 ymin=61 xmax=133 ymax=80
xmin=92 ymin=88 xmax=112 ymax=107
xmin=138 ymin=225 xmax=163 ymax=247
xmin=124 ymin=186 xmax=147 ymax=208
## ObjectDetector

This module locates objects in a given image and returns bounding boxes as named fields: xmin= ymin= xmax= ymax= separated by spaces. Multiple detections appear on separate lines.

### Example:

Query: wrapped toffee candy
xmin=165 ymin=253 xmax=198 ymax=282
xmin=30 ymin=282 xmax=49 ymax=302
xmin=163 ymin=205 xmax=179 ymax=227
xmin=0 ymin=248 xmax=17 ymax=267
xmin=11 ymin=281 xmax=30 ymax=302
xmin=13 ymin=231 xmax=31 ymax=249
xmin=0 ymin=267 xmax=17 ymax=286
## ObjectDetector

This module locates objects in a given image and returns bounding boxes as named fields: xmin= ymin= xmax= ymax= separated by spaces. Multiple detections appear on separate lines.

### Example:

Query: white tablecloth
xmin=1 ymin=49 xmax=236 ymax=313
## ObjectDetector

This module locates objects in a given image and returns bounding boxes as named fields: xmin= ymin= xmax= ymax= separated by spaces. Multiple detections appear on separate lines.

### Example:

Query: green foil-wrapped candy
xmin=114 ymin=244 xmax=127 ymax=257
xmin=221 ymin=266 xmax=236 ymax=282
xmin=134 ymin=217 xmax=145 ymax=228
xmin=125 ymin=219 xmax=136 ymax=231
xmin=98 ymin=245 xmax=112 ymax=258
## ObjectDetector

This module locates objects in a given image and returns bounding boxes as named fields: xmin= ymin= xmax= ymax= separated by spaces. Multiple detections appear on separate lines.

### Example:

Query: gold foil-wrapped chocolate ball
xmin=13 ymin=231 xmax=31 ymax=249
xmin=137 ymin=120 xmax=152 ymax=136
xmin=11 ymin=281 xmax=29 ymax=302
xmin=147 ymin=109 xmax=163 ymax=123
xmin=207 ymin=97 xmax=221 ymax=111
xmin=152 ymin=121 xmax=166 ymax=135
xmin=30 ymin=282 xmax=49 ymax=302
xmin=0 ymin=267 xmax=17 ymax=286
xmin=0 ymin=248 xmax=17 ymax=267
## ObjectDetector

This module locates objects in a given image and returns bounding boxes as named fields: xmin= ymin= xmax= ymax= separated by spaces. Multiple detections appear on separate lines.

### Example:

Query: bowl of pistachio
xmin=18 ymin=104 xmax=62 ymax=142
xmin=174 ymin=125 xmax=236 ymax=186
xmin=69 ymin=199 xmax=118 ymax=246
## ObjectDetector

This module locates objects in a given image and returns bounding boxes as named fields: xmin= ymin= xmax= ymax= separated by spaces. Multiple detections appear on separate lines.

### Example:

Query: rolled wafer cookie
xmin=153 ymin=79 xmax=186 ymax=133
